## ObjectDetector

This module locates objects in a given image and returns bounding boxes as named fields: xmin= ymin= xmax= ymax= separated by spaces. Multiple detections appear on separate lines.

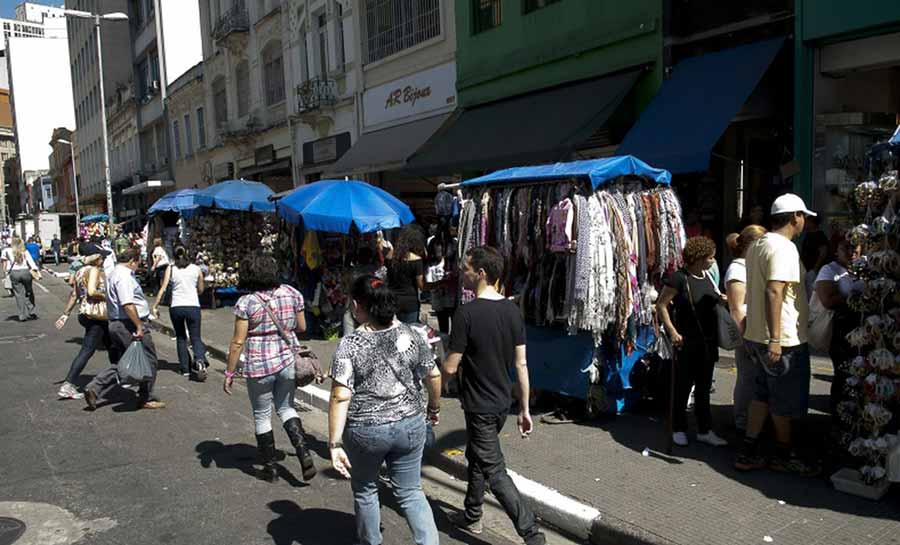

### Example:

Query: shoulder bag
xmin=684 ymin=272 xmax=742 ymax=351
xmin=807 ymin=291 xmax=834 ymax=353
xmin=255 ymin=293 xmax=322 ymax=387
xmin=78 ymin=267 xmax=108 ymax=321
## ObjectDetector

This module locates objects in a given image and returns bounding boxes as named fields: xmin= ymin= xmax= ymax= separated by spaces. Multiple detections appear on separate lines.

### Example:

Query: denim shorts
xmin=745 ymin=341 xmax=811 ymax=418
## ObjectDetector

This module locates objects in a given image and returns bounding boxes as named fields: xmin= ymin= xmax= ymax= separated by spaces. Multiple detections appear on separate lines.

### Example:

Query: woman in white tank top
xmin=153 ymin=246 xmax=208 ymax=380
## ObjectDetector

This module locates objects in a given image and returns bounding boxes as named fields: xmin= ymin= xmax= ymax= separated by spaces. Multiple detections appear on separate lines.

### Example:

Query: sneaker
xmin=193 ymin=360 xmax=208 ymax=382
xmin=182 ymin=372 xmax=190 ymax=378
xmin=696 ymin=431 xmax=728 ymax=447
xmin=57 ymin=382 xmax=83 ymax=400
xmin=672 ymin=431 xmax=689 ymax=447
xmin=540 ymin=409 xmax=575 ymax=425
xmin=734 ymin=452 xmax=766 ymax=471
xmin=687 ymin=387 xmax=695 ymax=411
xmin=448 ymin=512 xmax=483 ymax=535
xmin=139 ymin=400 xmax=167 ymax=410
xmin=84 ymin=389 xmax=98 ymax=410
xmin=769 ymin=456 xmax=821 ymax=477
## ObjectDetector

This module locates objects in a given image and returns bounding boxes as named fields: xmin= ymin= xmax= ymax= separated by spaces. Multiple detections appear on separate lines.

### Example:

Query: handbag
xmin=684 ymin=271 xmax=742 ymax=351
xmin=807 ymin=292 xmax=834 ymax=353
xmin=255 ymin=294 xmax=322 ymax=387
xmin=78 ymin=267 xmax=107 ymax=321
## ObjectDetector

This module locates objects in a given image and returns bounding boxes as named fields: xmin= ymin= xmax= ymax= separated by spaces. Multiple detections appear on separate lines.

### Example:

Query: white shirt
xmin=152 ymin=246 xmax=169 ymax=269
xmin=1 ymin=247 xmax=38 ymax=271
xmin=169 ymin=264 xmax=201 ymax=308
xmin=107 ymin=264 xmax=150 ymax=320
xmin=724 ymin=258 xmax=747 ymax=314
xmin=744 ymin=232 xmax=808 ymax=347
xmin=815 ymin=261 xmax=859 ymax=298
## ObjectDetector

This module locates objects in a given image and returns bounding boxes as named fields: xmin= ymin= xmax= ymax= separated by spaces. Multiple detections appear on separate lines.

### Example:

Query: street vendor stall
xmin=79 ymin=214 xmax=110 ymax=240
xmin=452 ymin=156 xmax=684 ymax=413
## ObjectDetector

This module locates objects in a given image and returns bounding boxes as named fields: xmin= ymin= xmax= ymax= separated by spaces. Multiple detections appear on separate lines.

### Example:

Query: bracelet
xmin=224 ymin=370 xmax=235 ymax=379
xmin=329 ymin=441 xmax=343 ymax=449
xmin=427 ymin=405 xmax=441 ymax=414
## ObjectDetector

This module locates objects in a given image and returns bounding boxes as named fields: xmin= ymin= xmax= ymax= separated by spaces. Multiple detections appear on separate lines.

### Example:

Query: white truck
xmin=17 ymin=213 xmax=77 ymax=261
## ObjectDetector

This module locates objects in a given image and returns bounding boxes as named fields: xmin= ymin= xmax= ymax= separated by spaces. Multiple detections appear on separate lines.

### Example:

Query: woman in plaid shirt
xmin=224 ymin=256 xmax=318 ymax=482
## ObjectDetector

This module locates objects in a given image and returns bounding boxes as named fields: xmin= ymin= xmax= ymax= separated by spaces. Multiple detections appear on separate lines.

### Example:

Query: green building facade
xmin=794 ymin=0 xmax=900 ymax=219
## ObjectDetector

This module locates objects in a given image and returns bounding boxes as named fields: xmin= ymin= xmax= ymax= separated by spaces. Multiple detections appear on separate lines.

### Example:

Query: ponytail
xmin=174 ymin=245 xmax=190 ymax=269
xmin=351 ymin=274 xmax=397 ymax=327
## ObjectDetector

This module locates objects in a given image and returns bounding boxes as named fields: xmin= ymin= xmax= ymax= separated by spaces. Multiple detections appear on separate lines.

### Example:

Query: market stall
xmin=275 ymin=179 xmax=415 ymax=338
xmin=79 ymin=214 xmax=110 ymax=240
xmin=451 ymin=156 xmax=685 ymax=413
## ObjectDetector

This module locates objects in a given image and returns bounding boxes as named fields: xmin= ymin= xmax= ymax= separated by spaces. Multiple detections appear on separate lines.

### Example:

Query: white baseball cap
xmin=771 ymin=193 xmax=817 ymax=217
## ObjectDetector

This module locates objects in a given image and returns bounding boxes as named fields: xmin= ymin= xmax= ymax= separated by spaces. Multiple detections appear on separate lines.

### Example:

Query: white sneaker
xmin=687 ymin=386 xmax=695 ymax=411
xmin=672 ymin=432 xmax=689 ymax=446
xmin=696 ymin=431 xmax=728 ymax=447
xmin=57 ymin=382 xmax=83 ymax=400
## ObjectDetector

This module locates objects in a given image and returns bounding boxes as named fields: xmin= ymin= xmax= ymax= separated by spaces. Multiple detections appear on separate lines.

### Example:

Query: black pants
xmin=86 ymin=319 xmax=159 ymax=404
xmin=673 ymin=341 xmax=715 ymax=434
xmin=464 ymin=412 xmax=544 ymax=545
xmin=435 ymin=309 xmax=454 ymax=334
xmin=169 ymin=306 xmax=206 ymax=373
xmin=65 ymin=315 xmax=111 ymax=384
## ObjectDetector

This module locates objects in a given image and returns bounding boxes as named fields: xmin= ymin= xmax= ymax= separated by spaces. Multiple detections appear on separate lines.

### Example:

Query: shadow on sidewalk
xmin=195 ymin=440 xmax=310 ymax=487
xmin=267 ymin=500 xmax=356 ymax=545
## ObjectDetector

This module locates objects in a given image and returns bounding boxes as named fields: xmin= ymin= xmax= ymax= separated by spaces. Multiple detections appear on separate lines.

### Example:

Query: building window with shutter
xmin=172 ymin=120 xmax=181 ymax=159
xmin=262 ymin=41 xmax=285 ymax=106
xmin=362 ymin=0 xmax=440 ymax=65
xmin=235 ymin=60 xmax=250 ymax=117
xmin=212 ymin=77 xmax=228 ymax=128
xmin=197 ymin=107 xmax=207 ymax=148
xmin=184 ymin=114 xmax=193 ymax=156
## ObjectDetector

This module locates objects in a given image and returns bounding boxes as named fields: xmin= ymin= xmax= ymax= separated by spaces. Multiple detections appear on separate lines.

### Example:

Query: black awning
xmin=405 ymin=70 xmax=641 ymax=175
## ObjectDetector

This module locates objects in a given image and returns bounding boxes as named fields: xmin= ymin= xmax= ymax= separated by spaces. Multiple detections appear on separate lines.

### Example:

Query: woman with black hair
xmin=329 ymin=274 xmax=442 ymax=545
xmin=153 ymin=246 xmax=208 ymax=380
xmin=425 ymin=236 xmax=457 ymax=334
xmin=387 ymin=225 xmax=426 ymax=324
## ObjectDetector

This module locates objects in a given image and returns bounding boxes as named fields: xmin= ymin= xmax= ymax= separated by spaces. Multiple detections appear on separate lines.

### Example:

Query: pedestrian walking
xmin=443 ymin=246 xmax=546 ymax=545
xmin=724 ymin=225 xmax=767 ymax=436
xmin=152 ymin=246 xmax=208 ymax=381
xmin=223 ymin=255 xmax=317 ymax=483
xmin=812 ymin=239 xmax=860 ymax=422
xmin=328 ymin=275 xmax=442 ymax=545
xmin=342 ymin=246 xmax=384 ymax=337
xmin=387 ymin=225 xmax=426 ymax=324
xmin=55 ymin=245 xmax=111 ymax=399
xmin=656 ymin=236 xmax=729 ymax=448
xmin=25 ymin=237 xmax=41 ymax=265
xmin=51 ymin=234 xmax=62 ymax=265
xmin=1 ymin=236 xmax=41 ymax=321
xmin=735 ymin=193 xmax=818 ymax=475
xmin=151 ymin=237 xmax=170 ymax=296
xmin=83 ymin=249 xmax=165 ymax=411
xmin=424 ymin=236 xmax=458 ymax=334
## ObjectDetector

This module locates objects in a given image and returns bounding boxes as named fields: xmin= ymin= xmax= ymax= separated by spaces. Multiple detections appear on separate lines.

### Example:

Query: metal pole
xmin=95 ymin=16 xmax=114 ymax=238
xmin=153 ymin=0 xmax=168 ymax=103
xmin=69 ymin=142 xmax=81 ymax=227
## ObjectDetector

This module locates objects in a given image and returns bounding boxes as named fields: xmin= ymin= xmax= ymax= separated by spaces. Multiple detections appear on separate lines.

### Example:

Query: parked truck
xmin=16 ymin=213 xmax=77 ymax=261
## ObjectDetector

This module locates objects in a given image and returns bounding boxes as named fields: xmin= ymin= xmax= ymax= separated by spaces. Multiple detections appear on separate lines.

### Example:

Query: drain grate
xmin=0 ymin=517 xmax=26 ymax=545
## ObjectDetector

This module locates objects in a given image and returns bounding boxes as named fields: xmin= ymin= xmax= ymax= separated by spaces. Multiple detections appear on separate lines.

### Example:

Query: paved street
xmin=0 ymin=270 xmax=574 ymax=545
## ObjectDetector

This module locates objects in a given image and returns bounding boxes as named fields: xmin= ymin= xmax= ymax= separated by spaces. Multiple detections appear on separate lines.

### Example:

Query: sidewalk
xmin=151 ymin=305 xmax=900 ymax=545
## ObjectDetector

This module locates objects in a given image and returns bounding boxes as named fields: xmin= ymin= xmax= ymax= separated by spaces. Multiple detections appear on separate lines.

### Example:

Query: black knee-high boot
xmin=283 ymin=417 xmax=317 ymax=481
xmin=255 ymin=431 xmax=278 ymax=482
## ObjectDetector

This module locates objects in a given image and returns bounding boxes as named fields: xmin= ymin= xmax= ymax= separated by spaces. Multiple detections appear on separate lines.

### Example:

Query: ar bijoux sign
xmin=363 ymin=62 xmax=456 ymax=129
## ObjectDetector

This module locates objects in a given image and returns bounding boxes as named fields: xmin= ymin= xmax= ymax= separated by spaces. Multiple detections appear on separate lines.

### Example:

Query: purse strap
xmin=254 ymin=292 xmax=296 ymax=349
xmin=682 ymin=270 xmax=708 ymax=339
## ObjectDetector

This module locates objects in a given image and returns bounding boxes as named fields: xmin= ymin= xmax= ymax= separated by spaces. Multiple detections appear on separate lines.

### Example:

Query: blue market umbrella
xmin=197 ymin=179 xmax=275 ymax=212
xmin=80 ymin=214 xmax=109 ymax=224
xmin=148 ymin=188 xmax=205 ymax=216
xmin=277 ymin=179 xmax=414 ymax=233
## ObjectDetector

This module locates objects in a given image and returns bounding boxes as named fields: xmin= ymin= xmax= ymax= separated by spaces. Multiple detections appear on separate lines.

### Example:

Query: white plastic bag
xmin=118 ymin=340 xmax=154 ymax=384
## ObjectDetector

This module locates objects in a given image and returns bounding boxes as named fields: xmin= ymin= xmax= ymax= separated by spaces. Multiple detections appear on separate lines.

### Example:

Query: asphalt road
xmin=0 ymin=269 xmax=575 ymax=545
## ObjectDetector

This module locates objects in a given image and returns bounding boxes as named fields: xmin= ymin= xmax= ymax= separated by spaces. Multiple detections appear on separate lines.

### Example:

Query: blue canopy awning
xmin=196 ymin=179 xmax=275 ymax=212
xmin=460 ymin=156 xmax=671 ymax=189
xmin=617 ymin=38 xmax=784 ymax=174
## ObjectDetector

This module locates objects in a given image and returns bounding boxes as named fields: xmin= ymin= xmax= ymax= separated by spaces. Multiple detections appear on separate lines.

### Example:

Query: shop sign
xmin=303 ymin=132 xmax=351 ymax=166
xmin=255 ymin=145 xmax=275 ymax=166
xmin=363 ymin=62 xmax=456 ymax=129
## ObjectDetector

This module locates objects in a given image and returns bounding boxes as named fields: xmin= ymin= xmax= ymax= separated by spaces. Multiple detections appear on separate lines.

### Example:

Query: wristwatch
xmin=329 ymin=441 xmax=343 ymax=449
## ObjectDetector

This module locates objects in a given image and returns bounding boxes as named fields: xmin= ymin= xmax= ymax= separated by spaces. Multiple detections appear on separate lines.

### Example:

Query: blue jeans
xmin=397 ymin=310 xmax=420 ymax=324
xmin=345 ymin=415 xmax=438 ymax=545
xmin=169 ymin=306 xmax=206 ymax=373
xmin=65 ymin=314 xmax=111 ymax=384
xmin=246 ymin=365 xmax=299 ymax=435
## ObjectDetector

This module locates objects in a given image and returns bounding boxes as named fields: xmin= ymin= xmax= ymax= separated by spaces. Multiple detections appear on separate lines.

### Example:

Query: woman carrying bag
xmin=223 ymin=255 xmax=320 ymax=483
xmin=1 ymin=236 xmax=41 ymax=321
xmin=55 ymin=245 xmax=111 ymax=399
xmin=656 ymin=236 xmax=729 ymax=448
xmin=153 ymin=246 xmax=208 ymax=381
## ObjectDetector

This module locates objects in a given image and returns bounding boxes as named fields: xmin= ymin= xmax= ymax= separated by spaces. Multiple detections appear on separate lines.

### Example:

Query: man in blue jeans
xmin=444 ymin=246 xmax=545 ymax=545
xmin=735 ymin=194 xmax=818 ymax=475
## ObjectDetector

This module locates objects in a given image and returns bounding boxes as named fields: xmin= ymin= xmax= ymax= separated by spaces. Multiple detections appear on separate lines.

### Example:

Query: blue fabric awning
xmin=890 ymin=126 xmax=900 ymax=146
xmin=460 ymin=156 xmax=671 ymax=189
xmin=617 ymin=38 xmax=784 ymax=174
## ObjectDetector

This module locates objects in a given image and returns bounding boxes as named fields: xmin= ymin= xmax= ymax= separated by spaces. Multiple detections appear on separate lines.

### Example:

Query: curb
xmin=151 ymin=319 xmax=670 ymax=545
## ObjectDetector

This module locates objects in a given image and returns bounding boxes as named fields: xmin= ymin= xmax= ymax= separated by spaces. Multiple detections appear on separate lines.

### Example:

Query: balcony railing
xmin=212 ymin=1 xmax=249 ymax=42
xmin=297 ymin=78 xmax=337 ymax=114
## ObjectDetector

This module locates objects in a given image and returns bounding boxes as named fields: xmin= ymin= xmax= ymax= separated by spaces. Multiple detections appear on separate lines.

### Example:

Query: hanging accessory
xmin=255 ymin=293 xmax=322 ymax=387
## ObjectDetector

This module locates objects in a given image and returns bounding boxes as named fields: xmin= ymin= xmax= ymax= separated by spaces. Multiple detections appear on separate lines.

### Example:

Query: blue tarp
xmin=276 ymin=179 xmax=415 ymax=234
xmin=148 ymin=189 xmax=204 ymax=216
xmin=196 ymin=179 xmax=275 ymax=212
xmin=460 ymin=156 xmax=671 ymax=189
xmin=617 ymin=38 xmax=785 ymax=174
xmin=890 ymin=126 xmax=900 ymax=146
xmin=80 ymin=214 xmax=109 ymax=223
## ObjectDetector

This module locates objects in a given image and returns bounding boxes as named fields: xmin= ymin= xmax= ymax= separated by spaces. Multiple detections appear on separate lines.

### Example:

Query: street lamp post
xmin=57 ymin=139 xmax=80 ymax=227
xmin=63 ymin=10 xmax=128 ymax=238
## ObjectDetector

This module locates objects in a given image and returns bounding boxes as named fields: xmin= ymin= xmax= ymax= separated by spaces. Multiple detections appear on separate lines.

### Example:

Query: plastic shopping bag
xmin=118 ymin=340 xmax=154 ymax=384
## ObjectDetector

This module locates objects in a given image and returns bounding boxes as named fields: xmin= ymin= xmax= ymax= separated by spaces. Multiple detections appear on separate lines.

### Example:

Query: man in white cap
xmin=735 ymin=193 xmax=819 ymax=475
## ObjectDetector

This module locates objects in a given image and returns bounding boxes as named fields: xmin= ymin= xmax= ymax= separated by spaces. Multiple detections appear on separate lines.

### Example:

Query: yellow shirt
xmin=743 ymin=232 xmax=808 ymax=347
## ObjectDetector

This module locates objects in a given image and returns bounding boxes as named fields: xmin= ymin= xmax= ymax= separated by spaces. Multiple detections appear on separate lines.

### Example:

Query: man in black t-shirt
xmin=444 ymin=246 xmax=545 ymax=545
